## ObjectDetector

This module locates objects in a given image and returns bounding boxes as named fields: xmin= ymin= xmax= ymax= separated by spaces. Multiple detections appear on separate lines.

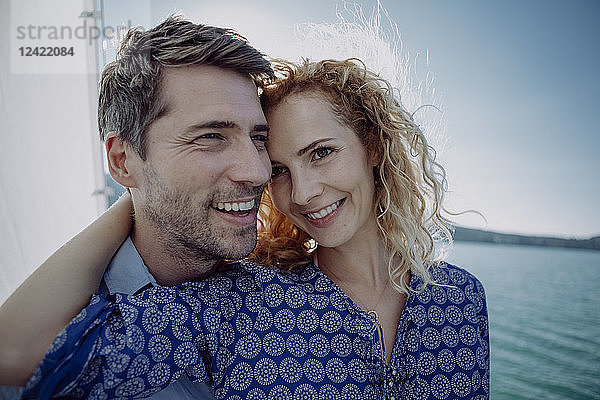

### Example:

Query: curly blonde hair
xmin=250 ymin=59 xmax=452 ymax=294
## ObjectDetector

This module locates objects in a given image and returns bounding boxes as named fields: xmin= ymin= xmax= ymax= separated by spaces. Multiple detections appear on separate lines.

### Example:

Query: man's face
xmin=135 ymin=65 xmax=271 ymax=262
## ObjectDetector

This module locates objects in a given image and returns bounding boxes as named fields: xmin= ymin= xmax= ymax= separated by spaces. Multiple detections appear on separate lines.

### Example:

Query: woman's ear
xmin=105 ymin=132 xmax=140 ymax=188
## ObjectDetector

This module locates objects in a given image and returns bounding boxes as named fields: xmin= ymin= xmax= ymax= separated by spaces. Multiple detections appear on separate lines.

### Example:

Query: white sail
xmin=0 ymin=0 xmax=105 ymax=304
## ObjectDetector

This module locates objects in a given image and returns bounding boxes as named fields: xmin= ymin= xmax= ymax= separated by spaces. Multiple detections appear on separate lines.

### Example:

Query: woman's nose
xmin=290 ymin=169 xmax=323 ymax=206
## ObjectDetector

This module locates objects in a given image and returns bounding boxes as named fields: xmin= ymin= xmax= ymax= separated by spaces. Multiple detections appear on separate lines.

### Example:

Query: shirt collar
xmin=102 ymin=236 xmax=157 ymax=295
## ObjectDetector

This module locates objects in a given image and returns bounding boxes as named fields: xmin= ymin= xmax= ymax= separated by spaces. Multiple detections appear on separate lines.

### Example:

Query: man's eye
xmin=312 ymin=147 xmax=333 ymax=161
xmin=196 ymin=133 xmax=220 ymax=140
xmin=251 ymin=134 xmax=268 ymax=142
xmin=271 ymin=166 xmax=287 ymax=178
xmin=251 ymin=134 xmax=268 ymax=151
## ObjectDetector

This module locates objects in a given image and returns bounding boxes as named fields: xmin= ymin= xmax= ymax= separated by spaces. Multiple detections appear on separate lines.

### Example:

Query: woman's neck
xmin=316 ymin=225 xmax=390 ymax=288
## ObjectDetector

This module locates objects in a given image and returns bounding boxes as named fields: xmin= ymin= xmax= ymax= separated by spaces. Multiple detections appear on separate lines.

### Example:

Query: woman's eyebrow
xmin=297 ymin=138 xmax=335 ymax=156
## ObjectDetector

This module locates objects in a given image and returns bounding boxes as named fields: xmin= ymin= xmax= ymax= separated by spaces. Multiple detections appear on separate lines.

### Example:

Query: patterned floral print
xmin=23 ymin=261 xmax=489 ymax=399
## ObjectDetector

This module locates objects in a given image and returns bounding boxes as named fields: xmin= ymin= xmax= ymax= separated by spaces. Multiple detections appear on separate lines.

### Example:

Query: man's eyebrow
xmin=185 ymin=121 xmax=269 ymax=134
xmin=185 ymin=120 xmax=238 ymax=133
xmin=297 ymin=138 xmax=335 ymax=156
xmin=252 ymin=124 xmax=269 ymax=133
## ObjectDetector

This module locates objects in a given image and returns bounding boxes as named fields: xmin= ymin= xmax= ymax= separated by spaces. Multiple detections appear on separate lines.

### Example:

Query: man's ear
xmin=106 ymin=132 xmax=140 ymax=188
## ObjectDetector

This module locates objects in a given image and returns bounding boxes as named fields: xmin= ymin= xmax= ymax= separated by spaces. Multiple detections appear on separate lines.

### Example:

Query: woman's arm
xmin=21 ymin=286 xmax=211 ymax=399
xmin=0 ymin=193 xmax=133 ymax=385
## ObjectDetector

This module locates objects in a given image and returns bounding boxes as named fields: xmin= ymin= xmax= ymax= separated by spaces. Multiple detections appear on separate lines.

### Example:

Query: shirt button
xmin=391 ymin=368 xmax=398 ymax=376
xmin=389 ymin=396 xmax=396 ymax=400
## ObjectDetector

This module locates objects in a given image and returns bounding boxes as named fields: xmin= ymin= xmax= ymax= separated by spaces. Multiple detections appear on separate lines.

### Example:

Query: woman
xmin=15 ymin=59 xmax=488 ymax=399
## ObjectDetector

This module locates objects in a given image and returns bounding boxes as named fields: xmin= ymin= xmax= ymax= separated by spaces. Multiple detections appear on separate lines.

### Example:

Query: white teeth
xmin=212 ymin=199 xmax=255 ymax=213
xmin=306 ymin=200 xmax=340 ymax=220
xmin=239 ymin=200 xmax=254 ymax=211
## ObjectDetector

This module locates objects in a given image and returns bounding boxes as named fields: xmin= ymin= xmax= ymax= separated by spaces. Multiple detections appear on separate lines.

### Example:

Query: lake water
xmin=446 ymin=242 xmax=600 ymax=399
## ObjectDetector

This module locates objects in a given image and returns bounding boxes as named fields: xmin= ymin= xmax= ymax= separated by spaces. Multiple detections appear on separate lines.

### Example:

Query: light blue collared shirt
xmin=98 ymin=237 xmax=215 ymax=400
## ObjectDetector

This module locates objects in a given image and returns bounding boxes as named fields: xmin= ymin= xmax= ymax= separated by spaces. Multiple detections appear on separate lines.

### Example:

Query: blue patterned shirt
xmin=99 ymin=237 xmax=214 ymax=400
xmin=23 ymin=261 xmax=489 ymax=399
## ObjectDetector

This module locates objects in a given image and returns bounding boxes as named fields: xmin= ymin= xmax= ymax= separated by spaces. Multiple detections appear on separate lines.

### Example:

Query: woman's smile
xmin=304 ymin=198 xmax=345 ymax=220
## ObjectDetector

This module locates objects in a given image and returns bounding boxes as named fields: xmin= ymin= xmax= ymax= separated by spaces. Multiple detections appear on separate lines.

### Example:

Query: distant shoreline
xmin=453 ymin=227 xmax=600 ymax=251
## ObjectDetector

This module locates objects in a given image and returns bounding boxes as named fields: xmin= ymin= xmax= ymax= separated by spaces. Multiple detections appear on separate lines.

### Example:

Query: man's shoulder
xmin=231 ymin=259 xmax=317 ymax=280
xmin=198 ymin=259 xmax=317 ymax=292
xmin=210 ymin=259 xmax=273 ymax=287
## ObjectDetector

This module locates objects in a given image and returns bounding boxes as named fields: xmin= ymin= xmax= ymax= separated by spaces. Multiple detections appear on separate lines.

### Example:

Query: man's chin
xmin=211 ymin=230 xmax=257 ymax=261
xmin=224 ymin=241 xmax=257 ymax=260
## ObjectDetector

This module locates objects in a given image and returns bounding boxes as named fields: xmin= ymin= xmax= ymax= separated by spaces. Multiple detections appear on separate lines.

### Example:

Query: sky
xmin=99 ymin=0 xmax=600 ymax=238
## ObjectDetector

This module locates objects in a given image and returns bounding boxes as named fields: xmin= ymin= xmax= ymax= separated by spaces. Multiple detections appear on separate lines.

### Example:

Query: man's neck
xmin=131 ymin=222 xmax=219 ymax=286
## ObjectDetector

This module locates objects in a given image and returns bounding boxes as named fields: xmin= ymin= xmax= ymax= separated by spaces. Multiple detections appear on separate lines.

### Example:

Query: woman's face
xmin=266 ymin=92 xmax=379 ymax=248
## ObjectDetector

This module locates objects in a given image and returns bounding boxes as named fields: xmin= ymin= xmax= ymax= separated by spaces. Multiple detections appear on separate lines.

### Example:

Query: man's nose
xmin=228 ymin=141 xmax=271 ymax=187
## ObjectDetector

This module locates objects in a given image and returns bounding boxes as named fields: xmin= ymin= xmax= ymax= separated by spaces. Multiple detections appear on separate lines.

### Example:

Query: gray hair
xmin=98 ymin=16 xmax=274 ymax=159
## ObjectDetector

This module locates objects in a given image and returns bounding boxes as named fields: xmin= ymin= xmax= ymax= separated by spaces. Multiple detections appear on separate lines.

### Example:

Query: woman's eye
xmin=271 ymin=166 xmax=287 ymax=178
xmin=312 ymin=147 xmax=333 ymax=160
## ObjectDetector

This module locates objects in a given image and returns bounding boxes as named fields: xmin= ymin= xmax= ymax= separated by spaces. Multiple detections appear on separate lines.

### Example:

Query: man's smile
xmin=212 ymin=198 xmax=256 ymax=213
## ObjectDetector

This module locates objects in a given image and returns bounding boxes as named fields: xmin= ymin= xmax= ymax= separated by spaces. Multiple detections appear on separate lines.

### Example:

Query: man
xmin=0 ymin=16 xmax=273 ymax=399
xmin=94 ymin=15 xmax=274 ymax=399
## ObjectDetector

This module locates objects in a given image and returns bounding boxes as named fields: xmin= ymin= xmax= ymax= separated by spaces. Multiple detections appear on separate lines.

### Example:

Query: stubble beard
xmin=141 ymin=165 xmax=261 ymax=273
